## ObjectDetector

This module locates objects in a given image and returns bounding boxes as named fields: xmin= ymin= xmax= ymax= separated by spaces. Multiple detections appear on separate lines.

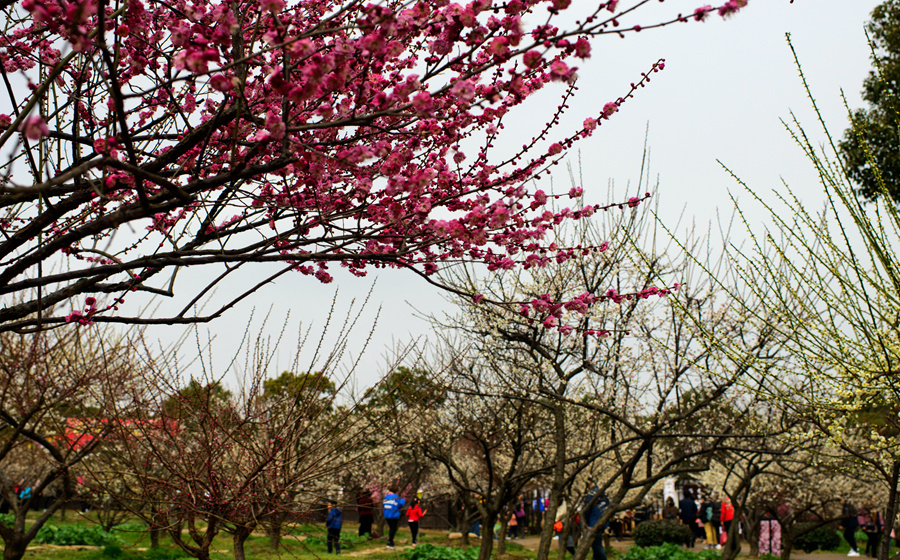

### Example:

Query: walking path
xmin=479 ymin=534 xmax=872 ymax=560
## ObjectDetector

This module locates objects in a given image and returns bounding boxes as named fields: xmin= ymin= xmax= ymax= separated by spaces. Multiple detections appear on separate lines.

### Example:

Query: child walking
xmin=326 ymin=500 xmax=342 ymax=554
xmin=406 ymin=497 xmax=427 ymax=546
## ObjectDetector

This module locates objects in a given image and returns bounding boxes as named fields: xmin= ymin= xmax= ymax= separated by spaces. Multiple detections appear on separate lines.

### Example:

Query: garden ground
xmin=7 ymin=513 xmax=887 ymax=560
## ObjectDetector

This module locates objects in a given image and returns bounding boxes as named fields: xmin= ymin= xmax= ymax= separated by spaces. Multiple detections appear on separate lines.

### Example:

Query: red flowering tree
xmin=0 ymin=0 xmax=747 ymax=332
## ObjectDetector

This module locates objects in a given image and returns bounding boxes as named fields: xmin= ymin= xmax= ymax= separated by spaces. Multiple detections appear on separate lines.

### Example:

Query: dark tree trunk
xmin=746 ymin=511 xmax=762 ymax=557
xmin=498 ymin=517 xmax=508 ymax=556
xmin=269 ymin=517 xmax=282 ymax=550
xmin=536 ymin=403 xmax=566 ymax=560
xmin=556 ymin=522 xmax=568 ymax=560
xmin=233 ymin=528 xmax=253 ymax=560
xmin=454 ymin=502 xmax=470 ymax=546
xmin=879 ymin=460 xmax=900 ymax=560
xmin=150 ymin=528 xmax=160 ymax=549
xmin=722 ymin=509 xmax=743 ymax=560
xmin=780 ymin=530 xmax=795 ymax=560
xmin=1 ymin=537 xmax=28 ymax=560
xmin=477 ymin=517 xmax=496 ymax=560
xmin=1 ymin=494 xmax=67 ymax=560
xmin=376 ymin=511 xmax=385 ymax=540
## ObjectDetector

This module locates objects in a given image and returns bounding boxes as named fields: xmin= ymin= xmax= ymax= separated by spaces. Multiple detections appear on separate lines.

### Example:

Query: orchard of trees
xmin=0 ymin=0 xmax=899 ymax=560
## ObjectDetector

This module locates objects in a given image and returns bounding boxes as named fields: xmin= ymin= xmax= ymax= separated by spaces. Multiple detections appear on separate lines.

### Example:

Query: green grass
xmin=8 ymin=516 xmax=477 ymax=560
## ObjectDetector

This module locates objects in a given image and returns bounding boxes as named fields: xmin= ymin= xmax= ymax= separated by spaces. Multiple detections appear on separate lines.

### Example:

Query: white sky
xmin=133 ymin=0 xmax=883 ymax=391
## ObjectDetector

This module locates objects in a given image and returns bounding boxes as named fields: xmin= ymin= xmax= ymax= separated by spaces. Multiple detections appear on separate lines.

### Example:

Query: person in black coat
xmin=840 ymin=499 xmax=860 ymax=557
xmin=679 ymin=492 xmax=699 ymax=548
xmin=357 ymin=490 xmax=374 ymax=538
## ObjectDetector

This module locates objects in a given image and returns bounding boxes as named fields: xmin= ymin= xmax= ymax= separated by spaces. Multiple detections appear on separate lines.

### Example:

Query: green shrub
xmin=101 ymin=544 xmax=124 ymax=558
xmin=404 ymin=544 xmax=478 ymax=560
xmin=794 ymin=523 xmax=841 ymax=553
xmin=35 ymin=524 xmax=122 ymax=546
xmin=0 ymin=513 xmax=13 ymax=526
xmin=632 ymin=520 xmax=693 ymax=548
xmin=112 ymin=522 xmax=147 ymax=533
xmin=621 ymin=543 xmax=720 ymax=560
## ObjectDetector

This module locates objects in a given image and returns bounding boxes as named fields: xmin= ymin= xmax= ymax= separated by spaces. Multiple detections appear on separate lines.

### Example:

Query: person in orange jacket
xmin=406 ymin=497 xmax=427 ymax=546
xmin=720 ymin=496 xmax=735 ymax=546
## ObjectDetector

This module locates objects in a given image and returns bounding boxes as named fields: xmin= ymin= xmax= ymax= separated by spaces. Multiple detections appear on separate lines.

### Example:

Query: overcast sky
xmin=141 ymin=0 xmax=884 ymax=391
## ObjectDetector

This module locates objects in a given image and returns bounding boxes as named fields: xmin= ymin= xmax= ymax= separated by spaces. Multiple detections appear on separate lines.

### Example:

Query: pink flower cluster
xmin=65 ymin=296 xmax=97 ymax=325
xmin=0 ymin=0 xmax=748 ymax=331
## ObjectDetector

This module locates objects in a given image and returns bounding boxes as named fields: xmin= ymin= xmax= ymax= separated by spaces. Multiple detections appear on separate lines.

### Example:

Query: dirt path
xmin=343 ymin=545 xmax=414 ymax=556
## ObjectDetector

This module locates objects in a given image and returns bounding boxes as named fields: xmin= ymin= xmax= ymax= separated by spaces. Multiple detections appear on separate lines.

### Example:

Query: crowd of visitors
xmin=329 ymin=486 xmax=900 ymax=560
xmin=676 ymin=490 xmax=734 ymax=550
xmin=840 ymin=498 xmax=900 ymax=558
xmin=323 ymin=487 xmax=428 ymax=553
xmin=674 ymin=492 xmax=900 ymax=558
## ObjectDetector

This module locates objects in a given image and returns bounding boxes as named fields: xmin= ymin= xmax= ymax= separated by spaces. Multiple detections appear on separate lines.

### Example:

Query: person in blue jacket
xmin=383 ymin=486 xmax=405 ymax=548
xmin=585 ymin=485 xmax=610 ymax=560
xmin=326 ymin=500 xmax=343 ymax=554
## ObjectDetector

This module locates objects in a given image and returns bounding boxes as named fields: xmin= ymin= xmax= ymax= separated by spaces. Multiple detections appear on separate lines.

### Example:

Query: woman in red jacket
xmin=720 ymin=496 xmax=734 ymax=546
xmin=407 ymin=498 xmax=427 ymax=546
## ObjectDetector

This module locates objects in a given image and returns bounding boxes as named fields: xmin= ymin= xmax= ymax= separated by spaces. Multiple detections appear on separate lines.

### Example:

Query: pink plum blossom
xmin=20 ymin=115 xmax=49 ymax=140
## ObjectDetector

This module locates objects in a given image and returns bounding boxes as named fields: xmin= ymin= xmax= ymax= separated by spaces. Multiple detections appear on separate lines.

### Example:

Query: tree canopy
xmin=839 ymin=0 xmax=900 ymax=202
xmin=0 ymin=0 xmax=755 ymax=333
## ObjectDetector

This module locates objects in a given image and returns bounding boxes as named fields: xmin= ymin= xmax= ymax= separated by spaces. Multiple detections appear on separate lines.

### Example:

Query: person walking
xmin=700 ymin=494 xmax=717 ymax=549
xmin=585 ymin=484 xmax=610 ymax=560
xmin=679 ymin=491 xmax=699 ymax=548
xmin=383 ymin=486 xmax=405 ymax=548
xmin=710 ymin=494 xmax=723 ymax=550
xmin=406 ymin=497 xmax=426 ymax=547
xmin=326 ymin=500 xmax=342 ymax=555
xmin=357 ymin=490 xmax=374 ymax=538
xmin=861 ymin=504 xmax=883 ymax=558
xmin=515 ymin=500 xmax=527 ymax=538
xmin=841 ymin=498 xmax=861 ymax=557
xmin=720 ymin=496 xmax=734 ymax=547
xmin=508 ymin=509 xmax=520 ymax=540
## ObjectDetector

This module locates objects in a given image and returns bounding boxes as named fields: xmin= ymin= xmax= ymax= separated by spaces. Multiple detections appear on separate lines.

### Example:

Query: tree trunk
xmin=477 ymin=519 xmax=495 ymax=560
xmin=376 ymin=512 xmax=385 ymax=540
xmin=150 ymin=528 xmax=160 ymax=549
xmin=269 ymin=517 xmax=282 ymax=550
xmin=556 ymin=523 xmax=568 ymax=560
xmin=722 ymin=510 xmax=743 ymax=560
xmin=455 ymin=502 xmax=470 ymax=546
xmin=2 ymin=537 xmax=29 ymax=560
xmin=498 ymin=517 xmax=508 ymax=556
xmin=234 ymin=530 xmax=251 ymax=560
xmin=747 ymin=512 xmax=761 ymax=557
xmin=536 ymin=402 xmax=567 ymax=560
xmin=879 ymin=460 xmax=900 ymax=560
xmin=572 ymin=519 xmax=601 ymax=560
xmin=780 ymin=531 xmax=794 ymax=560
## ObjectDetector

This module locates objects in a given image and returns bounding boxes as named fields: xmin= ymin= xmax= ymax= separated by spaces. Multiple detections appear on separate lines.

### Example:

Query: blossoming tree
xmin=0 ymin=328 xmax=143 ymax=560
xmin=0 ymin=0 xmax=747 ymax=331
xmin=708 ymin=40 xmax=900 ymax=560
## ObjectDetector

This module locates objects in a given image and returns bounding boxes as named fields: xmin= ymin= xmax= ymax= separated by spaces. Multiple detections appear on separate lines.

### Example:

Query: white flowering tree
xmin=709 ymin=40 xmax=900 ymax=560
xmin=433 ymin=186 xmax=784 ymax=560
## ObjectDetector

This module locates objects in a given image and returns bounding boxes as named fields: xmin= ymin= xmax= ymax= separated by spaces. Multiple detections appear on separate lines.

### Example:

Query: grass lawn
xmin=10 ymin=513 xmax=527 ymax=560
